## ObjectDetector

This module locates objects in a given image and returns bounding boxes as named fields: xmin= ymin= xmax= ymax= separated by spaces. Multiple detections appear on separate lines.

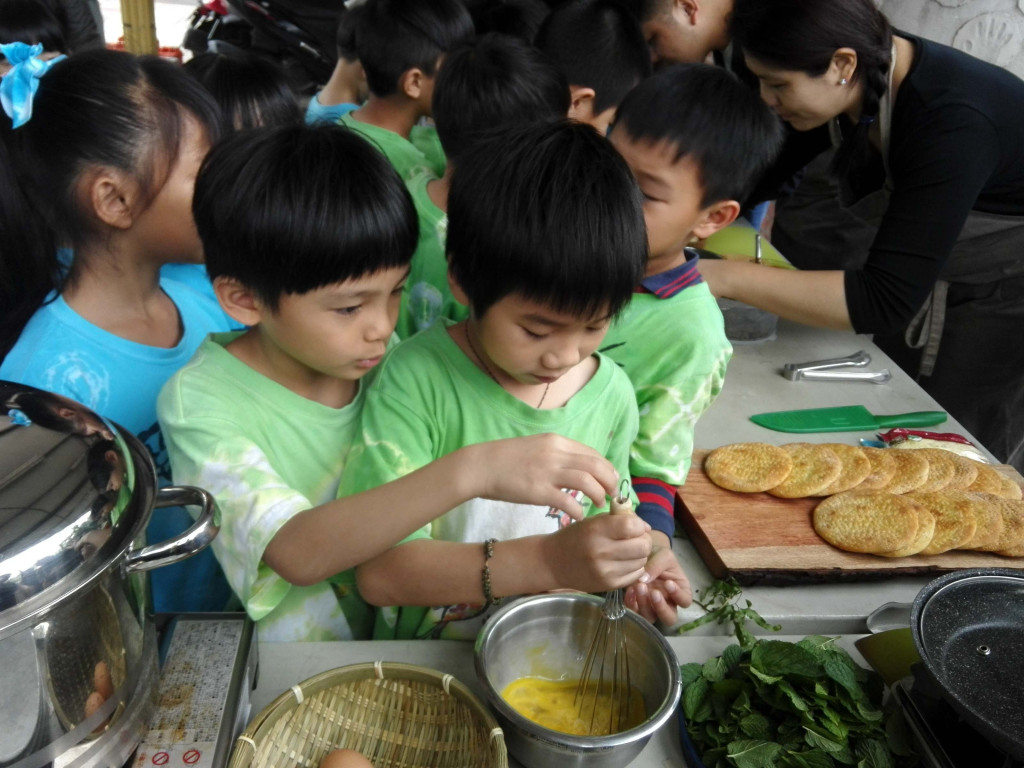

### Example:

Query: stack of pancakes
xmin=703 ymin=442 xmax=1024 ymax=557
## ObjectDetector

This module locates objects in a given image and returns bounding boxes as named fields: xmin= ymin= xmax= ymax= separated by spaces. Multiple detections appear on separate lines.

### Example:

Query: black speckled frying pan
xmin=910 ymin=568 xmax=1024 ymax=761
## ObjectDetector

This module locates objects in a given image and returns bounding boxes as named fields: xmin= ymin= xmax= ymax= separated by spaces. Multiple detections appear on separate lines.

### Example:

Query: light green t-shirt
xmin=601 ymin=281 xmax=731 ymax=486
xmin=338 ymin=113 xmax=446 ymax=180
xmin=339 ymin=321 xmax=639 ymax=640
xmin=395 ymin=170 xmax=468 ymax=339
xmin=157 ymin=333 xmax=373 ymax=642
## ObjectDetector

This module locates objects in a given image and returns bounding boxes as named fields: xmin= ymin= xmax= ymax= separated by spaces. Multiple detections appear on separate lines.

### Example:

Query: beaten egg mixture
xmin=500 ymin=677 xmax=645 ymax=736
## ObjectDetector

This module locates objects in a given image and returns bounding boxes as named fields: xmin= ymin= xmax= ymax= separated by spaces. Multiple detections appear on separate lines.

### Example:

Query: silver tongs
xmin=782 ymin=350 xmax=892 ymax=384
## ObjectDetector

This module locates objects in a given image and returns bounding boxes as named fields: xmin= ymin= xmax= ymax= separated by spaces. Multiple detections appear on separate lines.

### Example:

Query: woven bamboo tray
xmin=228 ymin=662 xmax=508 ymax=768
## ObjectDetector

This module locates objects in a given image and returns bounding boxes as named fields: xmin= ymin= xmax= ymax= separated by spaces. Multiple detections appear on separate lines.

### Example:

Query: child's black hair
xmin=613 ymin=63 xmax=784 ymax=205
xmin=1 ymin=48 xmax=221 ymax=360
xmin=433 ymin=32 xmax=568 ymax=165
xmin=536 ymin=0 xmax=651 ymax=114
xmin=184 ymin=51 xmax=300 ymax=131
xmin=0 ymin=0 xmax=66 ymax=53
xmin=193 ymin=124 xmax=418 ymax=311
xmin=464 ymin=0 xmax=548 ymax=43
xmin=354 ymin=0 xmax=475 ymax=98
xmin=447 ymin=119 xmax=646 ymax=319
xmin=335 ymin=4 xmax=361 ymax=61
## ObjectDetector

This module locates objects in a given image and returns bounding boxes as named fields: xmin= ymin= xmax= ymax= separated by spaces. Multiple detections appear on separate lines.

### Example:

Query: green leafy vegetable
xmin=679 ymin=582 xmax=917 ymax=768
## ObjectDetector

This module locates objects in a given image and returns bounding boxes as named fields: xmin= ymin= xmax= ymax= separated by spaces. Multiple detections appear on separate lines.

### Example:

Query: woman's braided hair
xmin=731 ymin=0 xmax=892 ymax=180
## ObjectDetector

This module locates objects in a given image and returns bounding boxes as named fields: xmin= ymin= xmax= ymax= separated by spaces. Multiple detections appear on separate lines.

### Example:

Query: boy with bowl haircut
xmin=341 ymin=120 xmax=687 ymax=641
xmin=623 ymin=0 xmax=733 ymax=67
xmin=535 ymin=0 xmax=651 ymax=136
xmin=158 ymin=125 xmax=623 ymax=642
xmin=339 ymin=0 xmax=474 ymax=181
xmin=605 ymin=64 xmax=783 ymax=623
xmin=396 ymin=32 xmax=570 ymax=338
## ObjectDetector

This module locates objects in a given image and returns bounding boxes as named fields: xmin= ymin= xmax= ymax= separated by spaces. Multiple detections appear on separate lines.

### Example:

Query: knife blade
xmin=750 ymin=405 xmax=947 ymax=433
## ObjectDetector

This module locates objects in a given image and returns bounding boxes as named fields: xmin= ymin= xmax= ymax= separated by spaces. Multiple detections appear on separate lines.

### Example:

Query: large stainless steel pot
xmin=0 ymin=381 xmax=219 ymax=768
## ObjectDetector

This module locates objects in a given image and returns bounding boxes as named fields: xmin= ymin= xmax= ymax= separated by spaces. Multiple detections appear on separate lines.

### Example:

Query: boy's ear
xmin=447 ymin=267 xmax=471 ymax=308
xmin=671 ymin=0 xmax=700 ymax=26
xmin=214 ymin=276 xmax=263 ymax=327
xmin=399 ymin=67 xmax=426 ymax=100
xmin=691 ymin=199 xmax=741 ymax=240
xmin=568 ymin=86 xmax=597 ymax=121
xmin=84 ymin=167 xmax=139 ymax=230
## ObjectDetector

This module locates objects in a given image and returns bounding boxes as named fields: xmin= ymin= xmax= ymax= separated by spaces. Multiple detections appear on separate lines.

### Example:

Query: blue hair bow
xmin=1 ymin=42 xmax=66 ymax=128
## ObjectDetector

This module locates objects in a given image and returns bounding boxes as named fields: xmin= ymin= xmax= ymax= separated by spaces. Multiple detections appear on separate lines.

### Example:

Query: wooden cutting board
xmin=675 ymin=449 xmax=1024 ymax=586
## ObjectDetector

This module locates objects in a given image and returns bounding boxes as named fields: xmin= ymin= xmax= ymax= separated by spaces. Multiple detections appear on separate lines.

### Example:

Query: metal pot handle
xmin=125 ymin=486 xmax=220 ymax=573
xmin=865 ymin=601 xmax=912 ymax=633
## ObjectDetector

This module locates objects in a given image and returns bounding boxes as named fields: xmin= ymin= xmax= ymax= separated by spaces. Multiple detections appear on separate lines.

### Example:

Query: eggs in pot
xmin=500 ymin=677 xmax=645 ymax=736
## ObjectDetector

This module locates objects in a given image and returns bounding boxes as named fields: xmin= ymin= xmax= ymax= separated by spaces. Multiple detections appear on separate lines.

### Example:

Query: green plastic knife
xmin=750 ymin=405 xmax=947 ymax=433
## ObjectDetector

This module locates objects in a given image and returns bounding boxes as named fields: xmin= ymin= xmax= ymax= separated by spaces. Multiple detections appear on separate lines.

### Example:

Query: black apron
xmin=835 ymin=47 xmax=1024 ymax=470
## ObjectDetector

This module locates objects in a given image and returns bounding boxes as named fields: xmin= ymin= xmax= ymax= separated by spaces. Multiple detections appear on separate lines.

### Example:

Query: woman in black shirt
xmin=700 ymin=0 xmax=1024 ymax=470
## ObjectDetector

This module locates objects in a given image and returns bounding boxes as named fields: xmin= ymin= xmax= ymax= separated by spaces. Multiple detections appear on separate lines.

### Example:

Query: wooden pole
xmin=120 ymin=0 xmax=159 ymax=54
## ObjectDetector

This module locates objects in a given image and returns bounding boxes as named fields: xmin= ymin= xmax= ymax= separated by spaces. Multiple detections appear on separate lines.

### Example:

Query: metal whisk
xmin=574 ymin=480 xmax=636 ymax=736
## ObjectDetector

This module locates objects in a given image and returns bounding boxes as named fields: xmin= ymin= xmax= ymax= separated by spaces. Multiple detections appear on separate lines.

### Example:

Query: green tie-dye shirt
xmin=601 ymin=279 xmax=731 ymax=486
xmin=395 ymin=170 xmax=468 ymax=339
xmin=338 ymin=113 xmax=446 ymax=181
xmin=338 ymin=321 xmax=639 ymax=640
xmin=158 ymin=333 xmax=373 ymax=641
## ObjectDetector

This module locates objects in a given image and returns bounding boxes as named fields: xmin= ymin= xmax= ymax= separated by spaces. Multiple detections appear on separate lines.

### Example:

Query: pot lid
xmin=0 ymin=381 xmax=155 ymax=635
xmin=911 ymin=568 xmax=1024 ymax=758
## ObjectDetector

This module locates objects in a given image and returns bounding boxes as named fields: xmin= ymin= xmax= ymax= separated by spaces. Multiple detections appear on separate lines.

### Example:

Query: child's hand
xmin=624 ymin=544 xmax=692 ymax=626
xmin=468 ymin=434 xmax=620 ymax=521
xmin=543 ymin=513 xmax=652 ymax=593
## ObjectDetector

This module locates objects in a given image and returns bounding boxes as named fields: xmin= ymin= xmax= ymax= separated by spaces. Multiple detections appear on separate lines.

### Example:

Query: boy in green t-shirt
xmin=157 ymin=125 xmax=624 ymax=642
xmin=341 ymin=120 xmax=692 ymax=641
xmin=604 ymin=64 xmax=784 ymax=624
xmin=395 ymin=32 xmax=570 ymax=339
xmin=535 ymin=0 xmax=651 ymax=136
xmin=338 ymin=0 xmax=472 ymax=181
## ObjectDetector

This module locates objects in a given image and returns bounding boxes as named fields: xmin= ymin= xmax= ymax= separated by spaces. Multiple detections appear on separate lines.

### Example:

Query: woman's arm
xmin=698 ymin=260 xmax=853 ymax=330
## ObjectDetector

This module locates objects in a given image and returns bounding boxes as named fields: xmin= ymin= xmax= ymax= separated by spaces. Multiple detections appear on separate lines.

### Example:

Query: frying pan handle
xmin=125 ymin=486 xmax=220 ymax=573
xmin=865 ymin=601 xmax=912 ymax=633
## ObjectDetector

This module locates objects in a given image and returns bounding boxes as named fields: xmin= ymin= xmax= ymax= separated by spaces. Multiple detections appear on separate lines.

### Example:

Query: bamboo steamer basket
xmin=228 ymin=662 xmax=508 ymax=768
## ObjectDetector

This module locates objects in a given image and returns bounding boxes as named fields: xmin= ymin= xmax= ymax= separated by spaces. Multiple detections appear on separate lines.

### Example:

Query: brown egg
xmin=94 ymin=660 xmax=114 ymax=700
xmin=83 ymin=691 xmax=105 ymax=719
xmin=319 ymin=749 xmax=374 ymax=768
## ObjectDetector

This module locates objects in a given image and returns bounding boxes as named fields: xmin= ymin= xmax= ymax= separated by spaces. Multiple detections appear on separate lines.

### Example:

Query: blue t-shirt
xmin=305 ymin=93 xmax=359 ymax=125
xmin=160 ymin=263 xmax=244 ymax=330
xmin=0 ymin=278 xmax=236 ymax=613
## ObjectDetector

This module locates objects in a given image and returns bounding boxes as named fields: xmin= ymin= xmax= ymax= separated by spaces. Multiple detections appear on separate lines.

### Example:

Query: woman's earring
xmin=840 ymin=77 xmax=848 ymax=86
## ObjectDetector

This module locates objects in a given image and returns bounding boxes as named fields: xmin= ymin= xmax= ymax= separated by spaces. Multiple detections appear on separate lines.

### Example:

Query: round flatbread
xmin=996 ymin=472 xmax=1024 ymax=501
xmin=912 ymin=449 xmax=956 ymax=493
xmin=992 ymin=498 xmax=1024 ymax=556
xmin=816 ymin=444 xmax=872 ymax=496
xmin=944 ymin=453 xmax=980 ymax=490
xmin=857 ymin=447 xmax=898 ymax=491
xmin=879 ymin=506 xmax=936 ymax=557
xmin=704 ymin=442 xmax=794 ymax=493
xmin=879 ymin=450 xmax=929 ymax=494
xmin=813 ymin=491 xmax=920 ymax=554
xmin=768 ymin=443 xmax=842 ymax=499
xmin=966 ymin=464 xmax=1004 ymax=495
xmin=906 ymin=491 xmax=978 ymax=555
xmin=960 ymin=492 xmax=1006 ymax=551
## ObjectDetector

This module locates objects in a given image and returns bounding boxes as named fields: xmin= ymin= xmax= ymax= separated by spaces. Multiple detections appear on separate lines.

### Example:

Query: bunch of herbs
xmin=678 ymin=581 xmax=915 ymax=768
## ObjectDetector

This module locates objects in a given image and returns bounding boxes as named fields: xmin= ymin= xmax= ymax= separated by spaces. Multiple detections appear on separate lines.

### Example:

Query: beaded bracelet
xmin=482 ymin=537 xmax=499 ymax=607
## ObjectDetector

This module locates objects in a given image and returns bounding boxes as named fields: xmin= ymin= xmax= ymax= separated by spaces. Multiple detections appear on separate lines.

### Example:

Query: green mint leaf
xmin=681 ymin=662 xmax=705 ymax=688
xmin=752 ymin=641 xmax=825 ymax=679
xmin=854 ymin=739 xmax=894 ymax=768
xmin=740 ymin=712 xmax=775 ymax=740
xmin=704 ymin=654 xmax=731 ymax=683
xmin=726 ymin=739 xmax=784 ymax=768
xmin=684 ymin=677 xmax=713 ymax=722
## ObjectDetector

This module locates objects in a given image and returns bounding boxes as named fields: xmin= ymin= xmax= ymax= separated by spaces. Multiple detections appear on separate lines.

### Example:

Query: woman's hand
xmin=466 ymin=434 xmax=620 ymax=521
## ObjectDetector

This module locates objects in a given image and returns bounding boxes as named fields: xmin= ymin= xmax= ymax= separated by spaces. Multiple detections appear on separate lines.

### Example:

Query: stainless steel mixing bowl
xmin=474 ymin=593 xmax=681 ymax=768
